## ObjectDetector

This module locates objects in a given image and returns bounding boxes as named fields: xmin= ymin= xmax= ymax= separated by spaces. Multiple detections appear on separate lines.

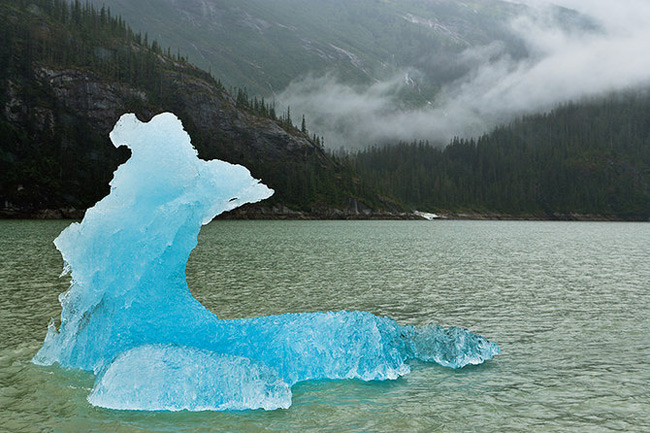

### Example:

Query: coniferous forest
xmin=348 ymin=94 xmax=650 ymax=219
xmin=0 ymin=0 xmax=381 ymax=217
xmin=1 ymin=0 xmax=649 ymax=220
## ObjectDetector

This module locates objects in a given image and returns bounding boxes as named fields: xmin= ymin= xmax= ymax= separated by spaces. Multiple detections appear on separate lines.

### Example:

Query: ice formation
xmin=33 ymin=113 xmax=500 ymax=411
xmin=88 ymin=344 xmax=292 ymax=411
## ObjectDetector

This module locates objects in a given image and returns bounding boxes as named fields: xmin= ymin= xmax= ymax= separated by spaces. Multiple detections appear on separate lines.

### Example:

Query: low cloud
xmin=278 ymin=0 xmax=650 ymax=149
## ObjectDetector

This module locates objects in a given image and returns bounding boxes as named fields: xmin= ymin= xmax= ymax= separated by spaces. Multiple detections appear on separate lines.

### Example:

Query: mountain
xmin=83 ymin=0 xmax=532 ymax=99
xmin=1 ymin=0 xmax=400 ymax=218
xmin=82 ymin=0 xmax=598 ymax=149
xmin=2 ymin=0 xmax=646 ymax=220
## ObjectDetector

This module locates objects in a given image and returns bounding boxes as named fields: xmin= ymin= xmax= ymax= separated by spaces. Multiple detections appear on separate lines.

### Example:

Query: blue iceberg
xmin=88 ymin=344 xmax=292 ymax=411
xmin=33 ymin=113 xmax=499 ymax=411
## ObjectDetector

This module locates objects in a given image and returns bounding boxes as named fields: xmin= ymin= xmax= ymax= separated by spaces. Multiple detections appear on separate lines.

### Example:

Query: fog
xmin=278 ymin=0 xmax=650 ymax=149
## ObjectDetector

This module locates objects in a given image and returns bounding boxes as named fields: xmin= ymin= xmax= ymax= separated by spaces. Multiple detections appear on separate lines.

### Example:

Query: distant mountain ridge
xmin=83 ymin=0 xmax=535 ymax=99
xmin=83 ymin=0 xmax=598 ymax=150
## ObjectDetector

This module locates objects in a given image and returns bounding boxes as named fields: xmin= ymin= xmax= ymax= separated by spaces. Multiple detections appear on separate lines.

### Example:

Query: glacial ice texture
xmin=88 ymin=345 xmax=292 ymax=411
xmin=33 ymin=113 xmax=500 ymax=411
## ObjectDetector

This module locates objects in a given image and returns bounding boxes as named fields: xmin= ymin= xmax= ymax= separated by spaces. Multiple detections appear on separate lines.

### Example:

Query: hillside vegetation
xmin=1 ymin=0 xmax=391 ymax=217
xmin=348 ymin=93 xmax=650 ymax=220
xmin=1 ymin=0 xmax=647 ymax=220
xmin=84 ymin=0 xmax=534 ymax=100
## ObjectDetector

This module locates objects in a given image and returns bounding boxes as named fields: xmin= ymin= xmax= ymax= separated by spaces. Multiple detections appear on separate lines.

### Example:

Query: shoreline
xmin=1 ymin=207 xmax=647 ymax=222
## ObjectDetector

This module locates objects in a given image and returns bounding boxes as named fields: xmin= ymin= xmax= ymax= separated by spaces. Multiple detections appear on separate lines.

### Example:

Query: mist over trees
xmin=0 ymin=0 xmax=377 ymax=216
xmin=348 ymin=93 xmax=650 ymax=219
xmin=1 ymin=0 xmax=648 ymax=220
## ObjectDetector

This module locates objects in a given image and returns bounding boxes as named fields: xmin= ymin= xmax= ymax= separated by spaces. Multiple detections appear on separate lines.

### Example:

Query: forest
xmin=348 ymin=94 xmax=650 ymax=219
xmin=0 ymin=0 xmax=380 ymax=217
xmin=1 ymin=0 xmax=648 ymax=220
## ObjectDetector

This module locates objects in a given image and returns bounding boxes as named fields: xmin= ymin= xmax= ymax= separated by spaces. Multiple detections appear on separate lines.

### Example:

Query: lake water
xmin=0 ymin=220 xmax=648 ymax=432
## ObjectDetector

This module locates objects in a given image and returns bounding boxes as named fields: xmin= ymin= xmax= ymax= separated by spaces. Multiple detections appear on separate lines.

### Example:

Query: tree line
xmin=0 ymin=0 xmax=374 ymax=215
xmin=2 ymin=0 xmax=648 ymax=219
xmin=346 ymin=93 xmax=650 ymax=219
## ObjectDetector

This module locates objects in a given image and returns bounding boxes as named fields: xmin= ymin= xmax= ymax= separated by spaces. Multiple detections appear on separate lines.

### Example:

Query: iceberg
xmin=88 ymin=344 xmax=292 ymax=411
xmin=33 ymin=113 xmax=499 ymax=411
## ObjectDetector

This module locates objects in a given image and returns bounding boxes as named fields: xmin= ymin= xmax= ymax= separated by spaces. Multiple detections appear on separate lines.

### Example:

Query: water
xmin=1 ymin=220 xmax=648 ymax=432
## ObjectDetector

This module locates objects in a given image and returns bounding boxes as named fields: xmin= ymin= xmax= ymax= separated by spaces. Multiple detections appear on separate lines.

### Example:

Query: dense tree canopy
xmin=0 ymin=0 xmax=378 ymax=216
xmin=348 ymin=93 xmax=650 ymax=219
xmin=1 ymin=0 xmax=648 ymax=220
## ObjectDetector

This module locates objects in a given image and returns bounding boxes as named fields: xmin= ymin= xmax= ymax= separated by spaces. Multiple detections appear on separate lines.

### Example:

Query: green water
xmin=1 ymin=220 xmax=648 ymax=432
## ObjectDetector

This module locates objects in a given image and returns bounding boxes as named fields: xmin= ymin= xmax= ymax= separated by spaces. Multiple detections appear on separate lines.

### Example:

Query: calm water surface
xmin=0 ymin=220 xmax=648 ymax=432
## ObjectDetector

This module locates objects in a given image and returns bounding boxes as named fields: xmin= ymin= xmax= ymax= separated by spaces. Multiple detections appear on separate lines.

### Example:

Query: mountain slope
xmin=348 ymin=92 xmax=650 ymax=220
xmin=84 ymin=0 xmax=533 ymax=99
xmin=1 ymin=0 xmax=395 ymax=217
xmin=83 ymin=0 xmax=600 ymax=150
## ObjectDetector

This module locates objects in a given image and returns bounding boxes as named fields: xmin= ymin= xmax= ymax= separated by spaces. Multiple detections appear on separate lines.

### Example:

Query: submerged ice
xmin=88 ymin=344 xmax=292 ymax=411
xmin=33 ymin=113 xmax=499 ymax=411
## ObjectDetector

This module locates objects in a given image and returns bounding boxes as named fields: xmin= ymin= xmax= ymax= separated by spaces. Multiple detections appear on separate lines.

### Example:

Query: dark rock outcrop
xmin=0 ymin=0 xmax=403 ymax=219
xmin=1 ymin=62 xmax=396 ymax=218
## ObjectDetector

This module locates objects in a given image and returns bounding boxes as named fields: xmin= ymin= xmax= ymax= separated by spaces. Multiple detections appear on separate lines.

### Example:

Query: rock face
xmin=169 ymin=72 xmax=323 ymax=163
xmin=29 ymin=65 xmax=322 ymax=163
xmin=35 ymin=67 xmax=149 ymax=133
xmin=0 ymin=0 xmax=402 ymax=218
xmin=1 ymin=52 xmax=340 ymax=217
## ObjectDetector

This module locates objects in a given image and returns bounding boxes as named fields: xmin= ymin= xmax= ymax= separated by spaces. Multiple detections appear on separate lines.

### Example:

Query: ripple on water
xmin=1 ymin=220 xmax=649 ymax=432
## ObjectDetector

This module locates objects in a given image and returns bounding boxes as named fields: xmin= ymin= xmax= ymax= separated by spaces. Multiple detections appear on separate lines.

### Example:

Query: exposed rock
xmin=28 ymin=65 xmax=322 ymax=165
xmin=2 ymin=62 xmax=376 ymax=218
xmin=35 ymin=67 xmax=150 ymax=133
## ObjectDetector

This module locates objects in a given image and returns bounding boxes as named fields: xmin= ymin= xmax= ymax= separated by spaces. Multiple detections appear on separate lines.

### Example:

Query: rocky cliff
xmin=1 ymin=0 xmax=396 ymax=218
